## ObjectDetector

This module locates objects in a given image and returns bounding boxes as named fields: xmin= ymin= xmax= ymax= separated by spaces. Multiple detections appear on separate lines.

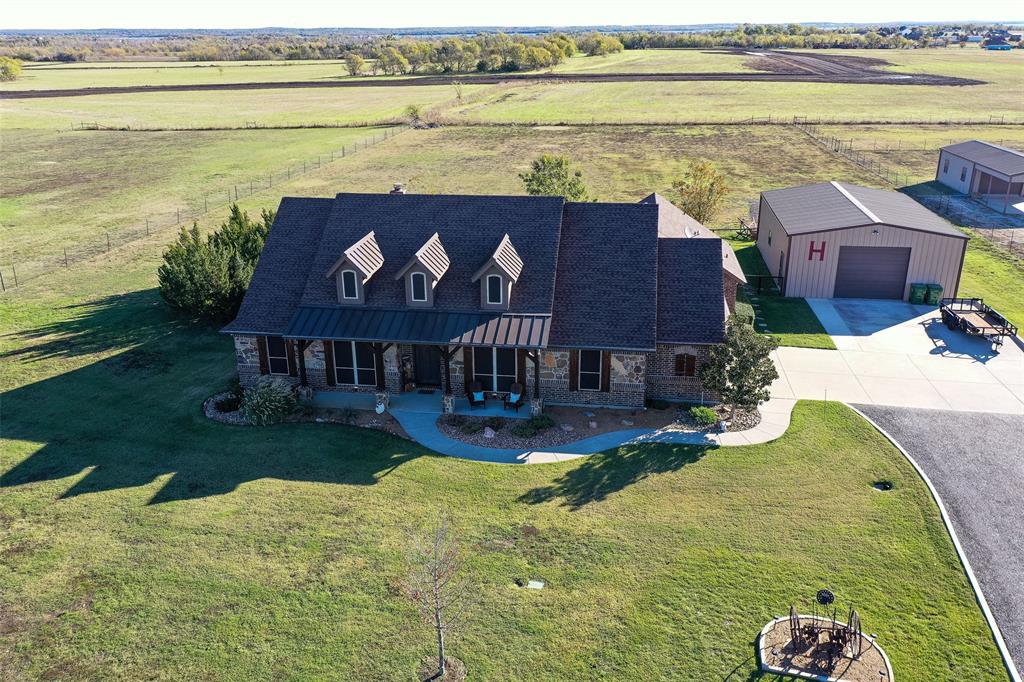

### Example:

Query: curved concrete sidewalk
xmin=390 ymin=398 xmax=796 ymax=464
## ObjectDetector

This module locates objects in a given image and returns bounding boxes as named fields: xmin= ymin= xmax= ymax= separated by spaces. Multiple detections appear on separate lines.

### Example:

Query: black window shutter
xmin=257 ymin=336 xmax=270 ymax=375
xmin=600 ymin=351 xmax=611 ymax=392
xmin=323 ymin=341 xmax=336 ymax=386
xmin=568 ymin=350 xmax=579 ymax=392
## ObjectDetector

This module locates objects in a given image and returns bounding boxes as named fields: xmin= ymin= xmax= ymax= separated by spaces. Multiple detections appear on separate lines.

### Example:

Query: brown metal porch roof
xmin=283 ymin=305 xmax=551 ymax=347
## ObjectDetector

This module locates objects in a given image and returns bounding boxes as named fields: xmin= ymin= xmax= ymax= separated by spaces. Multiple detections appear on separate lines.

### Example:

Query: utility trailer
xmin=939 ymin=297 xmax=1019 ymax=351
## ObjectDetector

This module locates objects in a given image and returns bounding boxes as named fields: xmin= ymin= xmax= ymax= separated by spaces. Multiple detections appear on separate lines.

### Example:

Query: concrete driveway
xmin=856 ymin=405 xmax=1024 ymax=676
xmin=769 ymin=299 xmax=1024 ymax=414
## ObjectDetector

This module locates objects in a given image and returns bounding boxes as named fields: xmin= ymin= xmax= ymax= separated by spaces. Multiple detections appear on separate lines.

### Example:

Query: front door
xmin=414 ymin=345 xmax=442 ymax=387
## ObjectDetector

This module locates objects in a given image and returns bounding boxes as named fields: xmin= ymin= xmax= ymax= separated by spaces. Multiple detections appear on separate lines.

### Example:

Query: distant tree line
xmin=1 ymin=23 xmax=1017 ymax=63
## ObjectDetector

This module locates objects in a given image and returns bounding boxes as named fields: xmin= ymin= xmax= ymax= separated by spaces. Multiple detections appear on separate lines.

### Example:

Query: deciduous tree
xmin=672 ymin=160 xmax=729 ymax=224
xmin=344 ymin=53 xmax=364 ymax=76
xmin=699 ymin=317 xmax=779 ymax=419
xmin=519 ymin=154 xmax=591 ymax=201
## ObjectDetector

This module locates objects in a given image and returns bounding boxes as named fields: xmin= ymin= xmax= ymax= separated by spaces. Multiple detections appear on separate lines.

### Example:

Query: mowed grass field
xmin=0 ymin=253 xmax=1008 ymax=678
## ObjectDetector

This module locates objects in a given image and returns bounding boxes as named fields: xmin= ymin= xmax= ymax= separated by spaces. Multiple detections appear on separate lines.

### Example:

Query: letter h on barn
xmin=808 ymin=241 xmax=826 ymax=261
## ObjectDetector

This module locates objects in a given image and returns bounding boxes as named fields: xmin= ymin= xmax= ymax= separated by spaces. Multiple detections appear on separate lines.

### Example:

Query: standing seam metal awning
xmin=283 ymin=305 xmax=551 ymax=348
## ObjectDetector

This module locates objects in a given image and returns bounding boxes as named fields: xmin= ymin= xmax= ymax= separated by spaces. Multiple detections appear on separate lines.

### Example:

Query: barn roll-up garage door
xmin=833 ymin=246 xmax=911 ymax=299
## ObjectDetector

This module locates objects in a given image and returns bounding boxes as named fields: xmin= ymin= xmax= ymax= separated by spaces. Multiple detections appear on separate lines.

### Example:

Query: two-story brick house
xmin=222 ymin=189 xmax=743 ymax=412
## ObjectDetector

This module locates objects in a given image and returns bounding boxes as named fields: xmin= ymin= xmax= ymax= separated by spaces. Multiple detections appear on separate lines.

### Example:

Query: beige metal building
xmin=756 ymin=182 xmax=968 ymax=300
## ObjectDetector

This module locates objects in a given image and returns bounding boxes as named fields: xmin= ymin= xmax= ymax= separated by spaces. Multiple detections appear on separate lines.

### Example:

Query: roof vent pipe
xmin=390 ymin=183 xmax=407 ymax=194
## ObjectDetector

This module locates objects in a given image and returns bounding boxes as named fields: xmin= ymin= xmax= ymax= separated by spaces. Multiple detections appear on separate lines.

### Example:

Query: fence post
xmin=177 ymin=209 xmax=180 ymax=225
xmin=235 ymin=185 xmax=238 ymax=201
xmin=146 ymin=219 xmax=150 ymax=235
xmin=204 ymin=196 xmax=208 ymax=213
xmin=250 ymin=180 xmax=254 ymax=194
xmin=64 ymin=248 xmax=69 ymax=268
xmin=0 ymin=269 xmax=5 ymax=292
xmin=107 ymin=232 xmax=111 ymax=252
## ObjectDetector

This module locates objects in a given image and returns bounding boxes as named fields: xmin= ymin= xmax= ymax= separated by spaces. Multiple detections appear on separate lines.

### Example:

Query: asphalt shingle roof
xmin=656 ymin=238 xmax=726 ymax=345
xmin=642 ymin=192 xmax=747 ymax=283
xmin=942 ymin=140 xmax=1024 ymax=177
xmin=548 ymin=202 xmax=660 ymax=350
xmin=226 ymin=192 xmax=728 ymax=351
xmin=762 ymin=182 xmax=966 ymax=238
xmin=302 ymin=193 xmax=564 ymax=312
xmin=221 ymin=197 xmax=333 ymax=335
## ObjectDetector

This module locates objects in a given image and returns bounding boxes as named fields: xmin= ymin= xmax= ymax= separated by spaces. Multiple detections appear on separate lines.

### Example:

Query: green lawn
xmin=731 ymin=241 xmax=837 ymax=349
xmin=0 ymin=267 xmax=1007 ymax=679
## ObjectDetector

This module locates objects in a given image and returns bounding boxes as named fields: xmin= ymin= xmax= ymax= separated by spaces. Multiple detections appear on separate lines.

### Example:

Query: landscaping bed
xmin=203 ymin=390 xmax=409 ymax=439
xmin=436 ymin=402 xmax=761 ymax=450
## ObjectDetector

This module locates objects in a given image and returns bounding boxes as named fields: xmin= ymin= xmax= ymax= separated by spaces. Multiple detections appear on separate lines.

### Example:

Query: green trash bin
xmin=925 ymin=283 xmax=944 ymax=306
xmin=909 ymin=283 xmax=928 ymax=305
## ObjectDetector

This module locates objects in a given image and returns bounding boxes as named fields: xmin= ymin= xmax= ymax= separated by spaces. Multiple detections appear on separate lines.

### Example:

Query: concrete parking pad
xmin=770 ymin=299 xmax=1024 ymax=414
xmin=856 ymin=405 xmax=1024 ymax=676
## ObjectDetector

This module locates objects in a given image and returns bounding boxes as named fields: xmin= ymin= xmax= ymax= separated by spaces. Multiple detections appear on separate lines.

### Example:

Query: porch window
xmin=674 ymin=353 xmax=697 ymax=377
xmin=333 ymin=340 xmax=376 ymax=386
xmin=411 ymin=272 xmax=428 ymax=302
xmin=960 ymin=167 xmax=967 ymax=182
xmin=473 ymin=347 xmax=516 ymax=392
xmin=942 ymin=158 xmax=949 ymax=174
xmin=578 ymin=349 xmax=602 ymax=391
xmin=341 ymin=269 xmax=359 ymax=300
xmin=486 ymin=274 xmax=503 ymax=305
xmin=266 ymin=336 xmax=291 ymax=375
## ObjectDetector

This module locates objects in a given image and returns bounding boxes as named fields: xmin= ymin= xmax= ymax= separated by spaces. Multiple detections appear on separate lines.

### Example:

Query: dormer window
xmin=395 ymin=232 xmax=449 ymax=308
xmin=341 ymin=269 xmax=359 ymax=300
xmin=486 ymin=274 xmax=503 ymax=305
xmin=326 ymin=231 xmax=382 ymax=305
xmin=472 ymin=234 xmax=523 ymax=311
xmin=411 ymin=272 xmax=428 ymax=302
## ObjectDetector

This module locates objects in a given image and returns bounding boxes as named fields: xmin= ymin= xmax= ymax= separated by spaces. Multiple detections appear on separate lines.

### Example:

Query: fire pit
xmin=758 ymin=594 xmax=894 ymax=681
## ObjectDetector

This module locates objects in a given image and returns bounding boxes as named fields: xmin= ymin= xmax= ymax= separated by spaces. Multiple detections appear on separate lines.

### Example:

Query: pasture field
xmin=548 ymin=48 xmax=757 ymax=73
xmin=0 ymin=84 xmax=471 ymax=130
xmin=0 ymin=126 xmax=396 ymax=270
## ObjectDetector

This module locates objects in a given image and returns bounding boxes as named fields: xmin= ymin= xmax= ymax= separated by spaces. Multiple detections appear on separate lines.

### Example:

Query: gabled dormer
xmin=325 ymin=231 xmax=383 ymax=305
xmin=471 ymin=233 xmax=523 ymax=311
xmin=394 ymin=232 xmax=450 ymax=307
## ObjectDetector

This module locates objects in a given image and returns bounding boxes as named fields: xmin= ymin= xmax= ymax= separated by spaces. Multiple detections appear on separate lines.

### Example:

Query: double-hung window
xmin=942 ymin=158 xmax=950 ymax=175
xmin=674 ymin=353 xmax=697 ymax=377
xmin=473 ymin=347 xmax=516 ymax=392
xmin=333 ymin=341 xmax=376 ymax=386
xmin=266 ymin=336 xmax=291 ymax=375
xmin=411 ymin=272 xmax=428 ymax=302
xmin=578 ymin=350 xmax=602 ymax=391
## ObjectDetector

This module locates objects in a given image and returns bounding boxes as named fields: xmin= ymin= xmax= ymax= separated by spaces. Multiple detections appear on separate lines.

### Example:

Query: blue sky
xmin=6 ymin=0 xmax=1021 ymax=30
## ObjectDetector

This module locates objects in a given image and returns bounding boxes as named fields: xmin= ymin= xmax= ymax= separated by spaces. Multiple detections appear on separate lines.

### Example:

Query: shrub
xmin=510 ymin=422 xmax=538 ymax=438
xmin=0 ymin=57 xmax=22 ymax=82
xmin=690 ymin=406 xmax=718 ymax=427
xmin=157 ymin=204 xmax=274 ymax=322
xmin=241 ymin=377 xmax=296 ymax=426
xmin=441 ymin=414 xmax=467 ymax=427
xmin=460 ymin=421 xmax=483 ymax=435
xmin=528 ymin=414 xmax=555 ymax=430
xmin=340 ymin=406 xmax=358 ymax=425
xmin=483 ymin=416 xmax=505 ymax=431
xmin=215 ymin=394 xmax=241 ymax=413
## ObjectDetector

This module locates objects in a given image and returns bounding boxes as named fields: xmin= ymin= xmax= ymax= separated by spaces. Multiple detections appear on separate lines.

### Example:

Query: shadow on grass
xmin=2 ymin=289 xmax=426 ymax=505
xmin=517 ymin=441 xmax=713 ymax=510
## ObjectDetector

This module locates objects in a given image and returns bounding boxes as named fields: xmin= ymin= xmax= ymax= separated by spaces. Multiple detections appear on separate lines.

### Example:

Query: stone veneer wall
xmin=644 ymin=343 xmax=715 ymax=403
xmin=537 ymin=348 xmax=646 ymax=408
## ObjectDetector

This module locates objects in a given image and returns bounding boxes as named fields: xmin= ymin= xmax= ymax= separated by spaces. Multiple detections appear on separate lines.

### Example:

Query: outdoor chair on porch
xmin=467 ymin=381 xmax=486 ymax=410
xmin=503 ymin=382 xmax=525 ymax=412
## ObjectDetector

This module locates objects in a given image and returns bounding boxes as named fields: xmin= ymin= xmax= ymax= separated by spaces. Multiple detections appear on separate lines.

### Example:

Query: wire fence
xmin=0 ymin=125 xmax=407 ymax=292
xmin=792 ymin=117 xmax=910 ymax=186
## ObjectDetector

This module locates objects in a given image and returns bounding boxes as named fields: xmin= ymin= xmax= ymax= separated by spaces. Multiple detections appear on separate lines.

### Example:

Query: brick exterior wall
xmin=235 ymin=336 xmax=714 ymax=408
xmin=645 ymin=343 xmax=716 ymax=403
xmin=724 ymin=276 xmax=739 ymax=314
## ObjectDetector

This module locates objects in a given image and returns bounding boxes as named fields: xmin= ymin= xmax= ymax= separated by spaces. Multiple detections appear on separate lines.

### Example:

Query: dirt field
xmin=1 ymin=51 xmax=981 ymax=99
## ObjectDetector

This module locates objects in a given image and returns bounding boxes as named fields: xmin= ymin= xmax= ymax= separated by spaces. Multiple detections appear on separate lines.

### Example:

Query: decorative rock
xmin=583 ymin=411 xmax=595 ymax=418
xmin=588 ymin=420 xmax=598 ymax=429
xmin=483 ymin=427 xmax=496 ymax=438
xmin=621 ymin=418 xmax=634 ymax=426
xmin=560 ymin=423 xmax=575 ymax=432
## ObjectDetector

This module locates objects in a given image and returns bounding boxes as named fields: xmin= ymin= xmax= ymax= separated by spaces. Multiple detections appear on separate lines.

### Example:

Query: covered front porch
xmin=312 ymin=388 xmax=532 ymax=419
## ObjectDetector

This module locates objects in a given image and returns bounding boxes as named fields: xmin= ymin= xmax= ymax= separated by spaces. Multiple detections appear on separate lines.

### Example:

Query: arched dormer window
xmin=411 ymin=272 xmax=428 ymax=302
xmin=486 ymin=274 xmax=503 ymax=305
xmin=341 ymin=269 xmax=359 ymax=300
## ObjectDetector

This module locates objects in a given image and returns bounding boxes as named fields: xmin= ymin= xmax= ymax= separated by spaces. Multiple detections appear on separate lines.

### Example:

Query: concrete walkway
xmin=390 ymin=398 xmax=796 ymax=464
xmin=769 ymin=299 xmax=1024 ymax=414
